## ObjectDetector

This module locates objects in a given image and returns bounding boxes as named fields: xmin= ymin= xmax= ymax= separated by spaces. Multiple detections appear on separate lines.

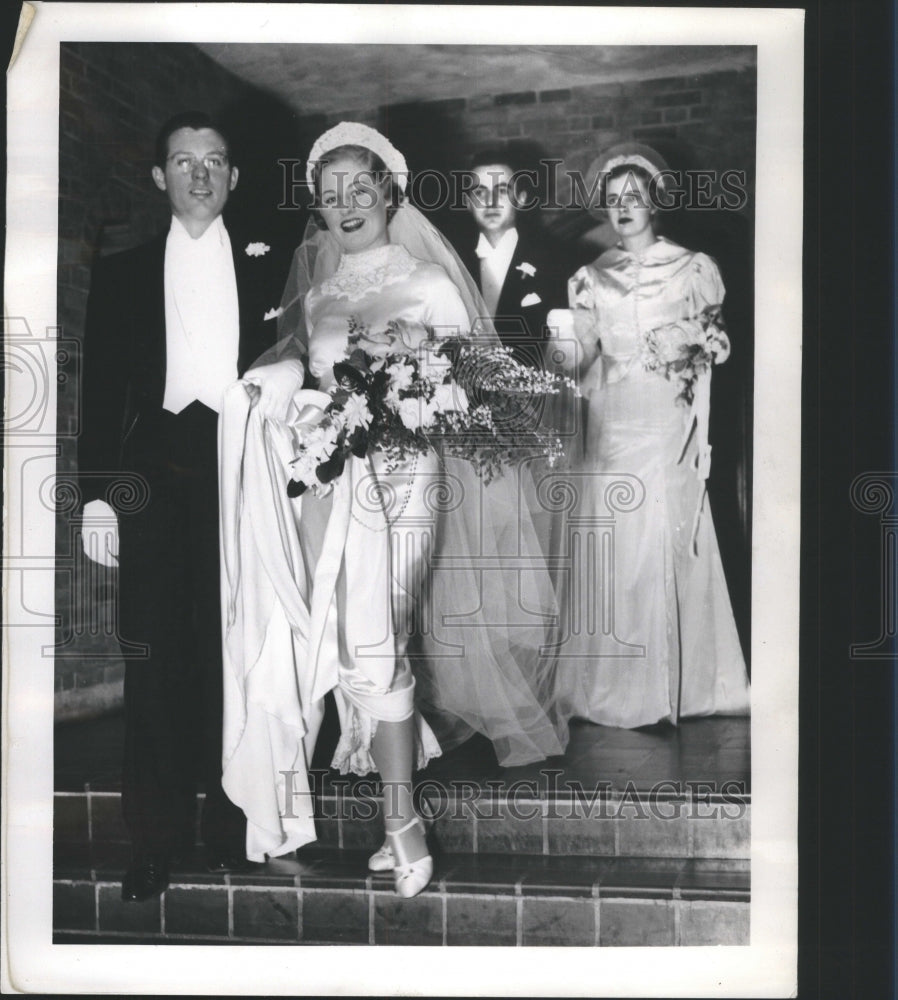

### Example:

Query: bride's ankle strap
xmin=387 ymin=816 xmax=422 ymax=839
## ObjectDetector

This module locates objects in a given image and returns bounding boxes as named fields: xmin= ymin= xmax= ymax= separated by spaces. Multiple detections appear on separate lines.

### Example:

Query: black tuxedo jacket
xmin=78 ymin=222 xmax=291 ymax=507
xmin=459 ymin=228 xmax=572 ymax=366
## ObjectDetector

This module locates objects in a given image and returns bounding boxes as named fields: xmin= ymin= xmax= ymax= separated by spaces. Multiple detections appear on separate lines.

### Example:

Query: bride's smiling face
xmin=318 ymin=154 xmax=390 ymax=255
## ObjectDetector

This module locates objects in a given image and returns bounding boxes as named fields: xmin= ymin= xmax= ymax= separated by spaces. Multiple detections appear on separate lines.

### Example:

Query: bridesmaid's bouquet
xmin=285 ymin=317 xmax=578 ymax=497
xmin=641 ymin=305 xmax=731 ymax=405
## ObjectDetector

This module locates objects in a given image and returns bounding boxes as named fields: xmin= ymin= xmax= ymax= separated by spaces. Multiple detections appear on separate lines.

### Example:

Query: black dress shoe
xmin=121 ymin=855 xmax=169 ymax=902
xmin=204 ymin=848 xmax=252 ymax=874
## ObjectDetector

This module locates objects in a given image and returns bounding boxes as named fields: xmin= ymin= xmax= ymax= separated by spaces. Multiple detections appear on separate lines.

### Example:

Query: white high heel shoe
xmin=367 ymin=842 xmax=394 ymax=872
xmin=369 ymin=798 xmax=435 ymax=872
xmin=387 ymin=816 xmax=433 ymax=899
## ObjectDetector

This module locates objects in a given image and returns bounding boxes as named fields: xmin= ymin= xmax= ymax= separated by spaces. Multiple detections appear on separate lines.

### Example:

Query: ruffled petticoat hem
xmin=330 ymin=702 xmax=443 ymax=776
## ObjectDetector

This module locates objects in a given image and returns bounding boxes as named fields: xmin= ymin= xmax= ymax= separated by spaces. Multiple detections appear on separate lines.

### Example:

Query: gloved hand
xmin=242 ymin=358 xmax=306 ymax=422
xmin=80 ymin=498 xmax=119 ymax=568
xmin=546 ymin=308 xmax=582 ymax=370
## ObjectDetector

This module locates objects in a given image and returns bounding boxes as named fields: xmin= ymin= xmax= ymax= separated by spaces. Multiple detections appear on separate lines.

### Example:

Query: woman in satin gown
xmin=548 ymin=144 xmax=750 ymax=729
xmin=218 ymin=124 xmax=567 ymax=895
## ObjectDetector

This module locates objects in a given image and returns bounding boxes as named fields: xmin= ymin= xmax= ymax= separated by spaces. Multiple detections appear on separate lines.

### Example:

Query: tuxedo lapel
xmin=230 ymin=230 xmax=291 ymax=376
xmin=232 ymin=234 xmax=269 ymax=376
xmin=463 ymin=234 xmax=525 ymax=316
xmin=496 ymin=238 xmax=529 ymax=318
xmin=232 ymin=238 xmax=253 ymax=365
xmin=459 ymin=241 xmax=482 ymax=297
xmin=133 ymin=234 xmax=167 ymax=407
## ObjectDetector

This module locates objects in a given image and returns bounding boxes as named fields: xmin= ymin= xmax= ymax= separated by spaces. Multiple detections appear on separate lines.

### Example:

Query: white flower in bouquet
xmin=705 ymin=325 xmax=731 ymax=364
xmin=642 ymin=306 xmax=730 ymax=405
xmin=398 ymin=396 xmax=438 ymax=431
xmin=385 ymin=359 xmax=416 ymax=395
xmin=432 ymin=381 xmax=469 ymax=414
xmin=418 ymin=343 xmax=453 ymax=383
xmin=643 ymin=321 xmax=693 ymax=363
xmin=343 ymin=392 xmax=373 ymax=432
xmin=352 ymin=327 xmax=395 ymax=358
xmin=301 ymin=420 xmax=341 ymax=463
xmin=290 ymin=447 xmax=321 ymax=486
xmin=351 ymin=317 xmax=430 ymax=358
xmin=388 ymin=318 xmax=430 ymax=354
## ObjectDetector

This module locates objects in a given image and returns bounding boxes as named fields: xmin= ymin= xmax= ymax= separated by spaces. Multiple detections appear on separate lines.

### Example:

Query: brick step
xmin=55 ymin=787 xmax=751 ymax=861
xmin=53 ymin=841 xmax=749 ymax=947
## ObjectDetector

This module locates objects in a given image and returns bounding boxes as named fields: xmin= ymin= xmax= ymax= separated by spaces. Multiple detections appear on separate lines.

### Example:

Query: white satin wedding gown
xmin=220 ymin=243 xmax=568 ymax=861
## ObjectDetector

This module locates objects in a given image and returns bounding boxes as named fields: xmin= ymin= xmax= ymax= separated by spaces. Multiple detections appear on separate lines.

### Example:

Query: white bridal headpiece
xmin=305 ymin=121 xmax=410 ymax=193
xmin=276 ymin=122 xmax=498 ymax=357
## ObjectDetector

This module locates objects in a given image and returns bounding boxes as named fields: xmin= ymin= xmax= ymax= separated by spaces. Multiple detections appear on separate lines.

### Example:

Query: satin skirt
xmin=295 ymin=449 xmax=443 ymax=776
xmin=218 ymin=388 xmax=440 ymax=862
xmin=552 ymin=369 xmax=750 ymax=728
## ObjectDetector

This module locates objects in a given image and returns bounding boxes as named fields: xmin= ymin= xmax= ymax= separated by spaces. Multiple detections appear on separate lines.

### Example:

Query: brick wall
xmin=56 ymin=50 xmax=755 ymax=718
xmin=289 ymin=65 xmax=756 ymax=246
xmin=54 ymin=43 xmax=295 ymax=720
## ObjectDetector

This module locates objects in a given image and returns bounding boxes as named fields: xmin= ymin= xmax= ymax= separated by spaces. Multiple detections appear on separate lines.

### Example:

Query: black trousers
xmin=118 ymin=402 xmax=245 ymax=857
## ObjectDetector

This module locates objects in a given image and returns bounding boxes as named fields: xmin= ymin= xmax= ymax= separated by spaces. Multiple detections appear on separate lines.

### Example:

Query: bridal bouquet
xmin=286 ymin=317 xmax=578 ymax=497
xmin=641 ymin=305 xmax=731 ymax=406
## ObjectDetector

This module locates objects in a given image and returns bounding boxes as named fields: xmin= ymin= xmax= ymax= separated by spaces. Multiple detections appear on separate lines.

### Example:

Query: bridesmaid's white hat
xmin=582 ymin=141 xmax=671 ymax=217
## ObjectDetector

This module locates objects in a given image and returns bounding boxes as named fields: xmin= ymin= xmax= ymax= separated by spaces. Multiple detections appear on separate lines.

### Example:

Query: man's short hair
xmin=154 ymin=110 xmax=233 ymax=169
xmin=468 ymin=144 xmax=516 ymax=175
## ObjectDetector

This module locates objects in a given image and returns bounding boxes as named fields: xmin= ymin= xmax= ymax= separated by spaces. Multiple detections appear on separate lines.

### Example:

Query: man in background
xmin=459 ymin=145 xmax=573 ymax=366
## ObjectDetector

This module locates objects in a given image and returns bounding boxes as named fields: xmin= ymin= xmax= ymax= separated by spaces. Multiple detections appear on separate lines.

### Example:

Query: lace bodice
xmin=317 ymin=243 xmax=417 ymax=301
xmin=305 ymin=243 xmax=471 ymax=387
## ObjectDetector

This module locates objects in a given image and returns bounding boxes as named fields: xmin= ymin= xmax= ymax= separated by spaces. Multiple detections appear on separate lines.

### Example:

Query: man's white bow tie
xmin=475 ymin=234 xmax=497 ymax=259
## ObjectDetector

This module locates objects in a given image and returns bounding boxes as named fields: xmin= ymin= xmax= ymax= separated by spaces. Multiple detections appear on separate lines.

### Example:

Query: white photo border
xmin=4 ymin=3 xmax=802 ymax=996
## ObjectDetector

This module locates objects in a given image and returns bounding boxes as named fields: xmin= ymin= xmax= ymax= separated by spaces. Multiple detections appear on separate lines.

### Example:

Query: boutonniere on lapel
xmin=245 ymin=242 xmax=271 ymax=257
xmin=263 ymin=306 xmax=284 ymax=322
xmin=516 ymin=261 xmax=537 ymax=278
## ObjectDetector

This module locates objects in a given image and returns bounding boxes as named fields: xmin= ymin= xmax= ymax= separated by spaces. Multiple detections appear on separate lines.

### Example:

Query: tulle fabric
xmin=413 ymin=454 xmax=569 ymax=764
xmin=267 ymin=205 xmax=571 ymax=766
xmin=275 ymin=205 xmax=497 ymax=356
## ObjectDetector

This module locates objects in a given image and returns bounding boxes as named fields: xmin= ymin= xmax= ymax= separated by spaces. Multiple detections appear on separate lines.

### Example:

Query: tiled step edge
xmin=56 ymin=790 xmax=751 ymax=861
xmin=53 ymin=847 xmax=749 ymax=947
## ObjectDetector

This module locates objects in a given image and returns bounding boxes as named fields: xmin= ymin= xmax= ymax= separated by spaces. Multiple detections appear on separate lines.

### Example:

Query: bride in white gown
xmin=218 ymin=123 xmax=568 ymax=896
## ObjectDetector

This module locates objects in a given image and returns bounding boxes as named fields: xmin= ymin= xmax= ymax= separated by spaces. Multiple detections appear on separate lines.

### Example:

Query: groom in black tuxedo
xmin=458 ymin=147 xmax=572 ymax=367
xmin=79 ymin=111 xmax=297 ymax=901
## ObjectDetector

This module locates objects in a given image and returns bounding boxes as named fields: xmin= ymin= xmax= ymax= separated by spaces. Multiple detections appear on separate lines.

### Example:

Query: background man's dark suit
xmin=458 ymin=228 xmax=572 ymax=367
xmin=79 ymin=224 xmax=289 ymax=869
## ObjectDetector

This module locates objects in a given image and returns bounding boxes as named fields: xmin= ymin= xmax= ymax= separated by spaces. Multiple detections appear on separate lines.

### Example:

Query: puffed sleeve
xmin=568 ymin=264 xmax=597 ymax=312
xmin=687 ymin=253 xmax=730 ymax=363
xmin=423 ymin=267 xmax=473 ymax=338
xmin=569 ymin=265 xmax=603 ymax=344
xmin=687 ymin=252 xmax=726 ymax=315
xmin=553 ymin=264 xmax=602 ymax=373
